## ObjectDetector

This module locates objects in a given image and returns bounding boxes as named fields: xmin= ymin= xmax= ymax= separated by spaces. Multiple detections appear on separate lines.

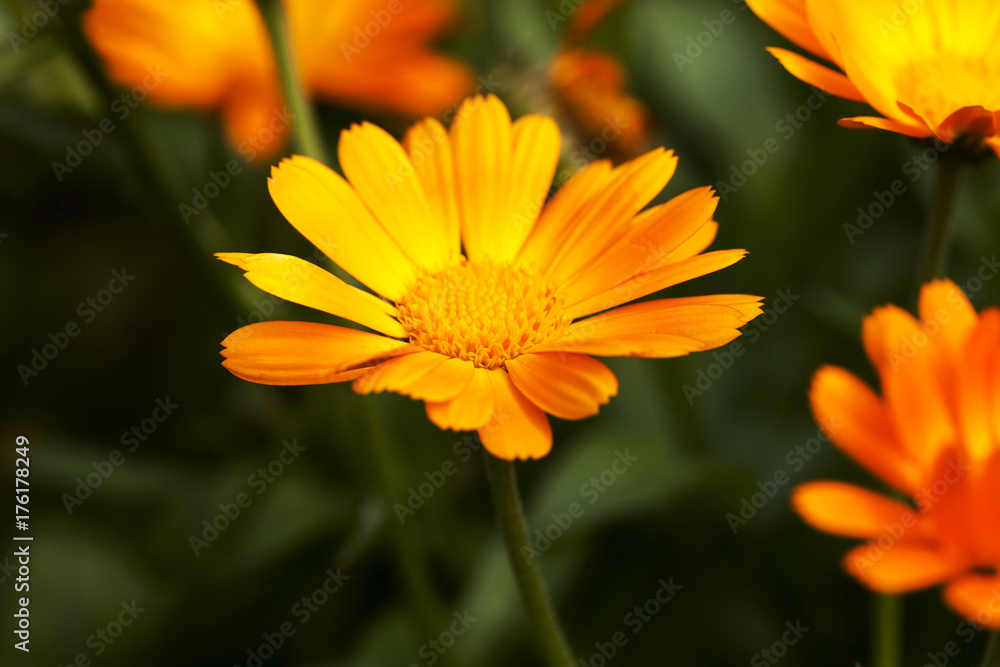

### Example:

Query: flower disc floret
xmin=396 ymin=259 xmax=569 ymax=369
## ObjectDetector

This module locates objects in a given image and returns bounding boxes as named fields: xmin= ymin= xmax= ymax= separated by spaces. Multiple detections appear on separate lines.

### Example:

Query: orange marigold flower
xmin=83 ymin=0 xmax=474 ymax=160
xmin=217 ymin=95 xmax=761 ymax=460
xmin=796 ymin=279 xmax=1000 ymax=626
xmin=548 ymin=49 xmax=650 ymax=160
xmin=746 ymin=0 xmax=1000 ymax=157
xmin=547 ymin=0 xmax=650 ymax=161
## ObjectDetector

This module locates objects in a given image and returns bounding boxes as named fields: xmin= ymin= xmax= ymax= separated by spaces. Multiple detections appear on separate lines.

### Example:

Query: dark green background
xmin=2 ymin=0 xmax=1000 ymax=665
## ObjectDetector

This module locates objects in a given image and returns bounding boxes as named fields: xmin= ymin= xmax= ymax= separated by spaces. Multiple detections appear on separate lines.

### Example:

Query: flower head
xmin=548 ymin=49 xmax=650 ymax=160
xmin=547 ymin=0 xmax=650 ymax=160
xmin=797 ymin=279 xmax=1000 ymax=626
xmin=218 ymin=95 xmax=761 ymax=460
xmin=746 ymin=0 xmax=1000 ymax=157
xmin=83 ymin=0 xmax=474 ymax=160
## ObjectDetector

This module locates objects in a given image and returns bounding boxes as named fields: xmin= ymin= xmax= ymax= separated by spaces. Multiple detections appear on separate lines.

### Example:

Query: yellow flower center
xmin=898 ymin=54 xmax=1000 ymax=126
xmin=396 ymin=259 xmax=569 ymax=369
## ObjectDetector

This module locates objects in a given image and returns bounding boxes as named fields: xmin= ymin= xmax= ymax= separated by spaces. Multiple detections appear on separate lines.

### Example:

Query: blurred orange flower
xmin=83 ymin=0 xmax=474 ymax=160
xmin=548 ymin=49 xmax=650 ymax=160
xmin=746 ymin=0 xmax=1000 ymax=157
xmin=796 ymin=279 xmax=1000 ymax=626
xmin=548 ymin=0 xmax=650 ymax=161
xmin=217 ymin=95 xmax=760 ymax=460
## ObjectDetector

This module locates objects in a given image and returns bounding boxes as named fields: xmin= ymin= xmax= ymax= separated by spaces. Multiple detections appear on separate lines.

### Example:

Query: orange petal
xmin=478 ymin=371 xmax=552 ymax=460
xmin=267 ymin=156 xmax=418 ymax=301
xmin=838 ymin=115 xmax=933 ymax=138
xmin=294 ymin=0 xmax=473 ymax=116
xmin=542 ymin=148 xmax=678 ymax=285
xmin=450 ymin=95 xmax=512 ymax=262
xmin=560 ymin=186 xmax=719 ymax=314
xmin=449 ymin=101 xmax=561 ymax=263
xmin=938 ymin=106 xmax=996 ymax=143
xmin=353 ymin=351 xmax=474 ymax=402
xmin=956 ymin=311 xmax=1000 ymax=464
xmin=403 ymin=117 xmax=461 ymax=262
xmin=669 ymin=221 xmax=718 ymax=262
xmin=918 ymin=279 xmax=978 ymax=367
xmin=766 ymin=48 xmax=864 ymax=101
xmin=221 ymin=321 xmax=414 ymax=385
xmin=792 ymin=481 xmax=925 ymax=539
xmin=809 ymin=365 xmax=919 ymax=493
xmin=567 ymin=249 xmax=749 ymax=318
xmin=425 ymin=367 xmax=495 ymax=431
xmin=496 ymin=114 xmax=561 ymax=262
xmin=517 ymin=159 xmax=617 ymax=271
xmin=338 ymin=122 xmax=451 ymax=271
xmin=215 ymin=252 xmax=405 ymax=337
xmin=945 ymin=575 xmax=1000 ymax=629
xmin=862 ymin=305 xmax=957 ymax=470
xmin=505 ymin=352 xmax=618 ymax=420
xmin=538 ymin=297 xmax=762 ymax=358
xmin=746 ymin=0 xmax=832 ymax=61
xmin=844 ymin=543 xmax=964 ymax=593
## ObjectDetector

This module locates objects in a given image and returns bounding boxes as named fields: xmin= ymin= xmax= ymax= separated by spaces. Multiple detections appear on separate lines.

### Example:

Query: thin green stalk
xmin=483 ymin=451 xmax=576 ymax=667
xmin=980 ymin=631 xmax=1000 ymax=667
xmin=916 ymin=158 xmax=963 ymax=290
xmin=256 ymin=0 xmax=328 ymax=163
xmin=872 ymin=593 xmax=901 ymax=667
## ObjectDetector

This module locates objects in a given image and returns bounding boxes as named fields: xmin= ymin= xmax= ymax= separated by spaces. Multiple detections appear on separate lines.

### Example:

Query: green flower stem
xmin=980 ymin=631 xmax=1000 ymax=667
xmin=916 ymin=157 xmax=964 ymax=290
xmin=483 ymin=451 xmax=577 ymax=667
xmin=873 ymin=593 xmax=901 ymax=667
xmin=256 ymin=0 xmax=328 ymax=163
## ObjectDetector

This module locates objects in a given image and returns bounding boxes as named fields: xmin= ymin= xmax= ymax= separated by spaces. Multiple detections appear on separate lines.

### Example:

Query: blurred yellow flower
xmin=218 ymin=95 xmax=761 ymax=460
xmin=747 ymin=0 xmax=1000 ymax=157
xmin=797 ymin=279 xmax=1000 ymax=626
xmin=83 ymin=0 xmax=474 ymax=160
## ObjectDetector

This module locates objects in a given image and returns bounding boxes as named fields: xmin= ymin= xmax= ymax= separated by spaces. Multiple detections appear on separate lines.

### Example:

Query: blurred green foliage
xmin=3 ymin=0 xmax=1000 ymax=665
